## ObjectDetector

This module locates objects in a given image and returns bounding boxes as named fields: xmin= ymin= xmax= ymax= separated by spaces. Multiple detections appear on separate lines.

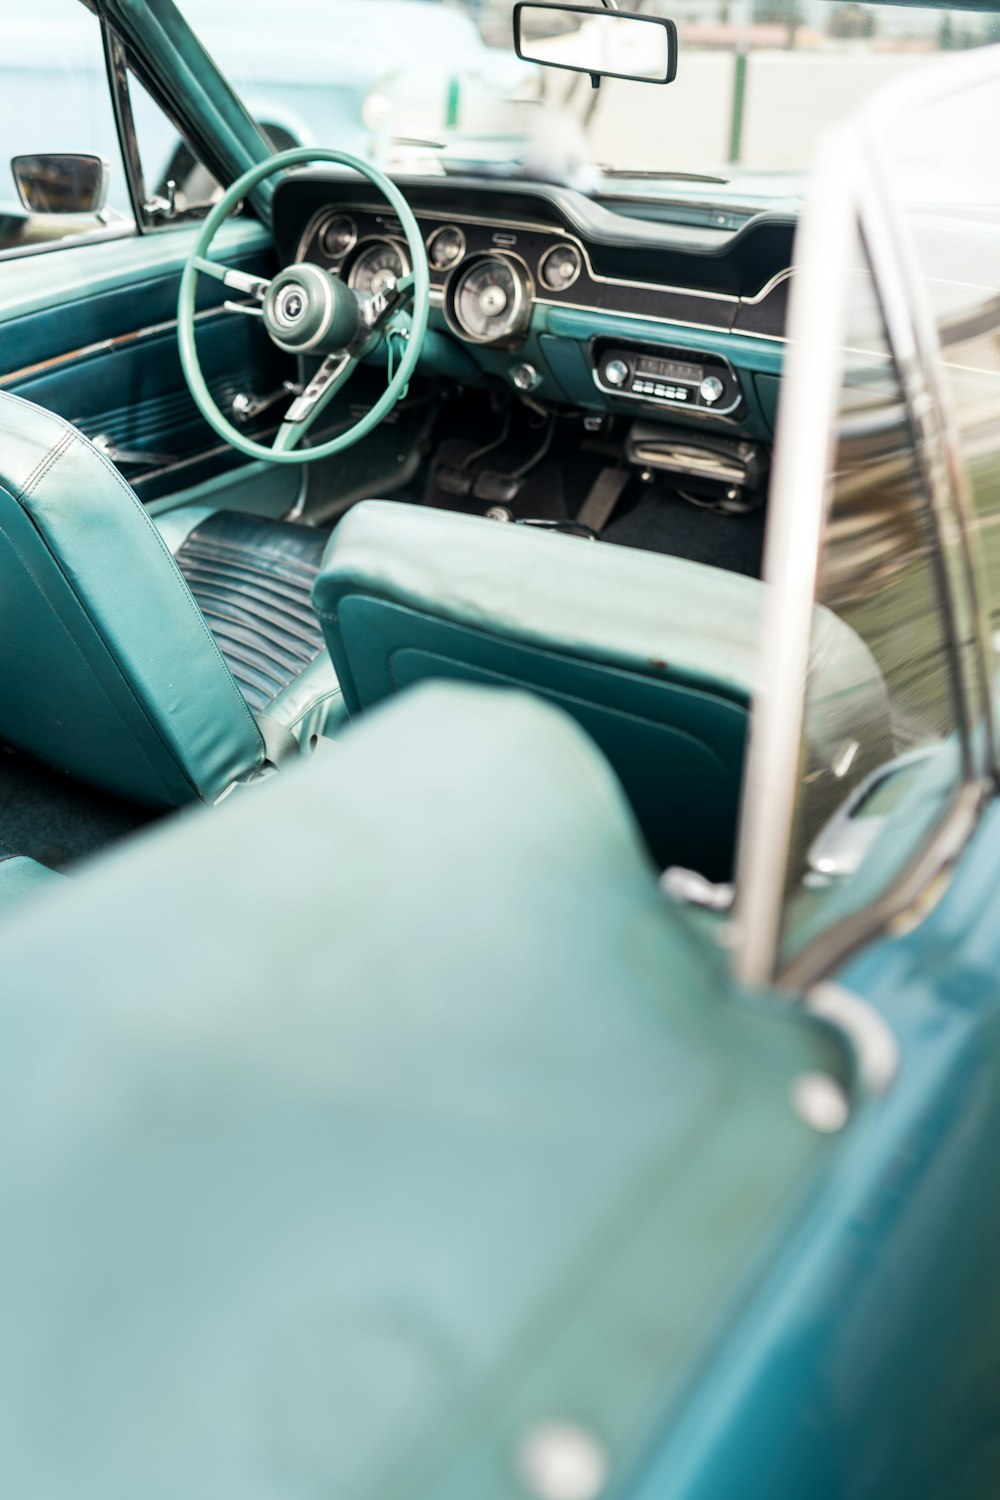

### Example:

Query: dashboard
xmin=272 ymin=173 xmax=794 ymax=441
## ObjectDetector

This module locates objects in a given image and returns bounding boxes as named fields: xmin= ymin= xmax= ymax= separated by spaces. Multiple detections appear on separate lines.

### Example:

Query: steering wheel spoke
xmin=361 ymin=270 xmax=416 ymax=335
xmin=272 ymin=351 xmax=358 ymax=453
xmin=193 ymin=256 xmax=271 ymax=301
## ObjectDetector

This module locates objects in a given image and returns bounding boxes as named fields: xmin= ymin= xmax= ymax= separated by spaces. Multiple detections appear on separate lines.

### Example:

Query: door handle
xmin=230 ymin=382 xmax=302 ymax=424
xmin=92 ymin=434 xmax=174 ymax=470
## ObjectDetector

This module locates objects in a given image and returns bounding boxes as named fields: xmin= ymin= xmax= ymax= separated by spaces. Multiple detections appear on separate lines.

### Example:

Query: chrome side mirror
xmin=11 ymin=154 xmax=108 ymax=216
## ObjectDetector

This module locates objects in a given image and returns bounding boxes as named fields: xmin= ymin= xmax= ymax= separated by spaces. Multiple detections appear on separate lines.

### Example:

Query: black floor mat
xmin=603 ymin=486 xmax=766 ymax=578
xmin=425 ymin=436 xmax=569 ymax=521
xmin=0 ymin=748 xmax=157 ymax=871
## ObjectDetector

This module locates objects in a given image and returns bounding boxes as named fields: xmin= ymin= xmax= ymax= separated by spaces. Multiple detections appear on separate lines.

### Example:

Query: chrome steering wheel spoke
xmin=272 ymin=351 xmax=358 ymax=454
xmin=361 ymin=270 xmax=416 ymax=335
xmin=193 ymin=256 xmax=271 ymax=302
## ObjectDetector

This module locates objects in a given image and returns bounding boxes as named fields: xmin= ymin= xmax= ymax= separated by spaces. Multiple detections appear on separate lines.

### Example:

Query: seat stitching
xmin=0 ymin=392 xmax=265 ymax=760
xmin=15 ymin=429 xmax=75 ymax=501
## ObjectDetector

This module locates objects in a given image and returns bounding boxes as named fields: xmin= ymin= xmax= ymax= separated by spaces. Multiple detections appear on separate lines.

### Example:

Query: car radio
xmin=593 ymin=341 xmax=742 ymax=416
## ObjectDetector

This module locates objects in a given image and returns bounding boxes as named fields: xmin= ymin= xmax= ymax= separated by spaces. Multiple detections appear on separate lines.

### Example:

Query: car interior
xmin=0 ymin=120 xmax=804 ymax=901
xmin=0 ymin=0 xmax=940 ymax=949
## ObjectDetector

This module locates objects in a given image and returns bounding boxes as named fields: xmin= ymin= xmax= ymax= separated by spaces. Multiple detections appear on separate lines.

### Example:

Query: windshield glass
xmin=177 ymin=0 xmax=1000 ymax=204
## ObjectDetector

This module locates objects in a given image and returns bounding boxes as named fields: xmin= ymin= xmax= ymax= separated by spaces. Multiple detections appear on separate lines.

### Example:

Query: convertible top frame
xmin=734 ymin=45 xmax=1000 ymax=991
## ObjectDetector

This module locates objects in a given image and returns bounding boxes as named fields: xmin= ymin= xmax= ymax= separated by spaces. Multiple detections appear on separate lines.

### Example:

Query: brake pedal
xmin=472 ymin=470 xmax=525 ymax=503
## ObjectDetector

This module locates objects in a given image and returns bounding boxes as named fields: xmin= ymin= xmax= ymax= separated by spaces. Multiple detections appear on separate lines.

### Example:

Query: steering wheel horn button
xmin=274 ymin=284 xmax=307 ymax=326
xmin=263 ymin=263 xmax=360 ymax=355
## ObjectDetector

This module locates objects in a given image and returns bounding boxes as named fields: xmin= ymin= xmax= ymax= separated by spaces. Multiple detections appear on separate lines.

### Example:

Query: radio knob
xmin=699 ymin=375 xmax=725 ymax=405
xmin=605 ymin=358 xmax=629 ymax=388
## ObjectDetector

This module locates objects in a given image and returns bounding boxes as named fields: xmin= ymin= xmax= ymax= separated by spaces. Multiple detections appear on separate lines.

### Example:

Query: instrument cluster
xmin=303 ymin=207 xmax=592 ymax=349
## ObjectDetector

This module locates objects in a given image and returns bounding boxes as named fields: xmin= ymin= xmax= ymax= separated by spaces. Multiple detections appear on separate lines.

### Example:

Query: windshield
xmin=177 ymin=0 xmax=1000 ymax=205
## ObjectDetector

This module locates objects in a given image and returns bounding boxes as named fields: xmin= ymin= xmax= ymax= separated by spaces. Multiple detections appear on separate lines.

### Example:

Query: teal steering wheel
xmin=178 ymin=147 xmax=430 ymax=464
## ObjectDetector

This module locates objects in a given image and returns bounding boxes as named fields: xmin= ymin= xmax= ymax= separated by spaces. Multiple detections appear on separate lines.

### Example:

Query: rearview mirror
xmin=11 ymin=154 xmax=108 ymax=216
xmin=514 ymin=3 xmax=677 ymax=87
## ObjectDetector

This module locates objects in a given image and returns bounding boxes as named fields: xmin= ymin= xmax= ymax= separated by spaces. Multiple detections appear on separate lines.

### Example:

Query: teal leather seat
xmin=0 ymin=391 xmax=342 ymax=808
xmin=314 ymin=500 xmax=891 ymax=879
xmin=0 ymin=684 xmax=852 ymax=1500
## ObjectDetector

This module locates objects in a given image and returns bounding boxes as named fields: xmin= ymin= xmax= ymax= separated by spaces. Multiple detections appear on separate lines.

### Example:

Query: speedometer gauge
xmin=449 ymin=254 xmax=531 ymax=345
xmin=348 ymin=240 xmax=410 ymax=297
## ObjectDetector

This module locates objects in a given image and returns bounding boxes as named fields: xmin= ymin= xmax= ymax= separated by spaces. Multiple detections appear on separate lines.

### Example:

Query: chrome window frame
xmin=733 ymin=48 xmax=1000 ymax=992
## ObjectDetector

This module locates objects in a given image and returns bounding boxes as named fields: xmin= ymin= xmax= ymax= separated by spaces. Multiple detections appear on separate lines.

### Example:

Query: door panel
xmin=0 ymin=220 xmax=295 ymax=502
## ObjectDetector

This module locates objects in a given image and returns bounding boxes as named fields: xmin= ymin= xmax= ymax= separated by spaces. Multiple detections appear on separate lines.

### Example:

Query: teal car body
xmin=0 ymin=2 xmax=999 ymax=1497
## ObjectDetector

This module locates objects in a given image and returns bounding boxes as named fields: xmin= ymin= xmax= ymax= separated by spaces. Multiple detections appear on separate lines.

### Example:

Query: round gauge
xmin=348 ymin=239 xmax=410 ymax=297
xmin=539 ymin=242 xmax=582 ymax=292
xmin=427 ymin=224 xmax=466 ymax=271
xmin=318 ymin=214 xmax=356 ymax=259
xmin=450 ymin=254 xmax=530 ymax=344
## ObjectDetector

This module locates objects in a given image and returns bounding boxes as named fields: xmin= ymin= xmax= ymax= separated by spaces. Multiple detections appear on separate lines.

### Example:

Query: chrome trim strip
xmin=0 ymin=221 xmax=136 ymax=267
xmin=742 ymin=266 xmax=794 ymax=306
xmin=535 ymin=296 xmax=787 ymax=345
xmin=0 ymin=302 xmax=250 ymax=389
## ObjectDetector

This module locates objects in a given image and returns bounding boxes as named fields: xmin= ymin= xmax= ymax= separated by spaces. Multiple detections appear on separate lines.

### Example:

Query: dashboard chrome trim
xmin=296 ymin=201 xmax=791 ymax=309
xmin=536 ymin=295 xmax=787 ymax=344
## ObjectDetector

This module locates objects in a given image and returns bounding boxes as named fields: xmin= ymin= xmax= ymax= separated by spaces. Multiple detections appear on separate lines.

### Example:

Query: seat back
xmin=314 ymin=502 xmax=771 ymax=878
xmin=315 ymin=501 xmax=893 ymax=881
xmin=0 ymin=392 xmax=265 ymax=806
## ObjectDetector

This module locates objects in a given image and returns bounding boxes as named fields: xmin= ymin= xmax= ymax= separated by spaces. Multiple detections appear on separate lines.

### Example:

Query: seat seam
xmin=15 ymin=429 xmax=75 ymax=502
